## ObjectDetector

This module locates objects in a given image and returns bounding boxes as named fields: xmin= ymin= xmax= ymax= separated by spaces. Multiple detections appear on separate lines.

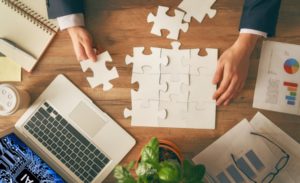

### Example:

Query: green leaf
xmin=141 ymin=146 xmax=158 ymax=164
xmin=148 ymin=137 xmax=159 ymax=149
xmin=127 ymin=161 xmax=136 ymax=171
xmin=141 ymin=138 xmax=159 ymax=164
xmin=136 ymin=161 xmax=157 ymax=177
xmin=114 ymin=165 xmax=136 ymax=183
xmin=137 ymin=177 xmax=147 ymax=183
xmin=182 ymin=160 xmax=193 ymax=179
xmin=182 ymin=160 xmax=206 ymax=183
xmin=192 ymin=164 xmax=206 ymax=180
xmin=158 ymin=160 xmax=181 ymax=183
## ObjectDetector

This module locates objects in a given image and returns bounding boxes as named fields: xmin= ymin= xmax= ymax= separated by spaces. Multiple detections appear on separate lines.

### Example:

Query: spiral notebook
xmin=0 ymin=0 xmax=58 ymax=72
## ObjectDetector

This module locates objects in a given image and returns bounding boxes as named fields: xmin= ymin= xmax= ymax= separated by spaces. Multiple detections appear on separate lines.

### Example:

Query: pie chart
xmin=284 ymin=58 xmax=299 ymax=74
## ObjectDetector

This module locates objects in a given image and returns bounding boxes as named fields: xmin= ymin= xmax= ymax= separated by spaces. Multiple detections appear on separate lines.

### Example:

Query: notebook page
xmin=0 ymin=0 xmax=56 ymax=71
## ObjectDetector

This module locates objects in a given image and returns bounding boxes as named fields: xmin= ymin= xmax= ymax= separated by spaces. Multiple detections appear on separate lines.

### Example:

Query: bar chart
xmin=215 ymin=150 xmax=265 ymax=183
xmin=283 ymin=82 xmax=298 ymax=106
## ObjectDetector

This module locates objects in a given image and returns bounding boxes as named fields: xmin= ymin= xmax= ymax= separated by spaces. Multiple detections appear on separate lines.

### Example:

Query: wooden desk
xmin=1 ymin=0 xmax=300 ymax=182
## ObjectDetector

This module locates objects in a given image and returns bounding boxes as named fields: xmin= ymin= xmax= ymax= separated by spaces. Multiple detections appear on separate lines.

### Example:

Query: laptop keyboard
xmin=24 ymin=102 xmax=110 ymax=183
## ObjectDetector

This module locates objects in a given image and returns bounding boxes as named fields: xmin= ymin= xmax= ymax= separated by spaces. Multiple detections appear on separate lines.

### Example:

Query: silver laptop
xmin=14 ymin=74 xmax=136 ymax=182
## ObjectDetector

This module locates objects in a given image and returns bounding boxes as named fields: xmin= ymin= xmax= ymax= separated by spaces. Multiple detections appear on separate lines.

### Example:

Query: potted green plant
xmin=114 ymin=137 xmax=205 ymax=183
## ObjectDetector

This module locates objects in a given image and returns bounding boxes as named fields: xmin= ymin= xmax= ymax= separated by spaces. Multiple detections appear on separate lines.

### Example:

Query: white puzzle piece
xmin=188 ymin=48 xmax=218 ymax=76
xmin=187 ymin=75 xmax=216 ymax=104
xmin=184 ymin=101 xmax=216 ymax=129
xmin=125 ymin=47 xmax=168 ymax=74
xmin=160 ymin=73 xmax=189 ymax=102
xmin=131 ymin=72 xmax=168 ymax=106
xmin=80 ymin=51 xmax=119 ymax=91
xmin=161 ymin=41 xmax=190 ymax=80
xmin=178 ymin=0 xmax=217 ymax=23
xmin=147 ymin=6 xmax=189 ymax=40
xmin=158 ymin=97 xmax=188 ymax=128
xmin=124 ymin=100 xmax=166 ymax=126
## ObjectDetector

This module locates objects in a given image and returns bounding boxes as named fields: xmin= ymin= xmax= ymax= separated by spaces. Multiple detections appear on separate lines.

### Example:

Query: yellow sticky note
xmin=0 ymin=57 xmax=21 ymax=81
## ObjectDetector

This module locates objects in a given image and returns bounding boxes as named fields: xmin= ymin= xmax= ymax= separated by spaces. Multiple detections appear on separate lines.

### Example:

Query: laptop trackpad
xmin=69 ymin=101 xmax=106 ymax=137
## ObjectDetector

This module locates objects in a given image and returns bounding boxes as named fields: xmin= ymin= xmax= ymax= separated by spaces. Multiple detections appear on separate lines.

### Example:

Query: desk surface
xmin=1 ymin=0 xmax=300 ymax=182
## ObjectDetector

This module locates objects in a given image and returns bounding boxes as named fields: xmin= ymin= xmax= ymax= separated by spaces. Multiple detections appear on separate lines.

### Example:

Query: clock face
xmin=0 ymin=85 xmax=17 ymax=115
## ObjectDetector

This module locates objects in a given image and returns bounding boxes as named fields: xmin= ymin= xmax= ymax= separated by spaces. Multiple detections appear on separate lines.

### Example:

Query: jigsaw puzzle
xmin=125 ymin=41 xmax=218 ymax=129
xmin=147 ymin=6 xmax=189 ymax=40
xmin=178 ymin=0 xmax=217 ymax=23
xmin=80 ymin=51 xmax=119 ymax=91
xmin=125 ymin=47 xmax=168 ymax=74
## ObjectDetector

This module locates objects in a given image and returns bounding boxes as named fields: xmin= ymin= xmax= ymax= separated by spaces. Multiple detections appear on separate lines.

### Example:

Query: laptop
xmin=12 ymin=74 xmax=136 ymax=182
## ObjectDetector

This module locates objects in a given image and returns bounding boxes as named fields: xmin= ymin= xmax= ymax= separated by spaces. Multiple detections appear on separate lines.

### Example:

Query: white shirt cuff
xmin=240 ymin=29 xmax=267 ymax=38
xmin=57 ymin=13 xmax=85 ymax=30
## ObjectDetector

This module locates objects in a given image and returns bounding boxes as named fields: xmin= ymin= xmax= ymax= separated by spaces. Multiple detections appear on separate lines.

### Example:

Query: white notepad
xmin=0 ymin=0 xmax=58 ymax=72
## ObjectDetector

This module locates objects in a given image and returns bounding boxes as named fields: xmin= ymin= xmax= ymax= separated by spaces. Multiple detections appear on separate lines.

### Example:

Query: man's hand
xmin=67 ymin=26 xmax=97 ymax=62
xmin=212 ymin=33 xmax=260 ymax=106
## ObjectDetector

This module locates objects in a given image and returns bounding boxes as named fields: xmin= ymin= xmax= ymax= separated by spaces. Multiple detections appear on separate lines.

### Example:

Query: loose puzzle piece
xmin=178 ymin=0 xmax=217 ymax=23
xmin=147 ymin=6 xmax=189 ymax=40
xmin=125 ymin=47 xmax=168 ymax=74
xmin=124 ymin=100 xmax=166 ymax=126
xmin=188 ymin=48 xmax=218 ymax=76
xmin=184 ymin=101 xmax=216 ymax=129
xmin=80 ymin=51 xmax=119 ymax=91
xmin=131 ymin=72 xmax=167 ymax=106
xmin=160 ymin=73 xmax=189 ymax=102
xmin=161 ymin=41 xmax=190 ymax=81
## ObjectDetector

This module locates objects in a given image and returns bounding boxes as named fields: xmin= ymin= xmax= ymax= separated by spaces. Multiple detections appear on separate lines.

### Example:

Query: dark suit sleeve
xmin=239 ymin=0 xmax=281 ymax=37
xmin=47 ymin=0 xmax=84 ymax=19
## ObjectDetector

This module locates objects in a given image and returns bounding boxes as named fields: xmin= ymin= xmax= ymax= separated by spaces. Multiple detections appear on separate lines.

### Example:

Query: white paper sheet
xmin=193 ymin=119 xmax=281 ymax=183
xmin=250 ymin=112 xmax=300 ymax=182
xmin=253 ymin=41 xmax=300 ymax=115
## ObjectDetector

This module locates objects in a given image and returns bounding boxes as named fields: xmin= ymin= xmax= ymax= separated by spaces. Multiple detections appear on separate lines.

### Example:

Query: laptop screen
xmin=0 ymin=133 xmax=64 ymax=183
